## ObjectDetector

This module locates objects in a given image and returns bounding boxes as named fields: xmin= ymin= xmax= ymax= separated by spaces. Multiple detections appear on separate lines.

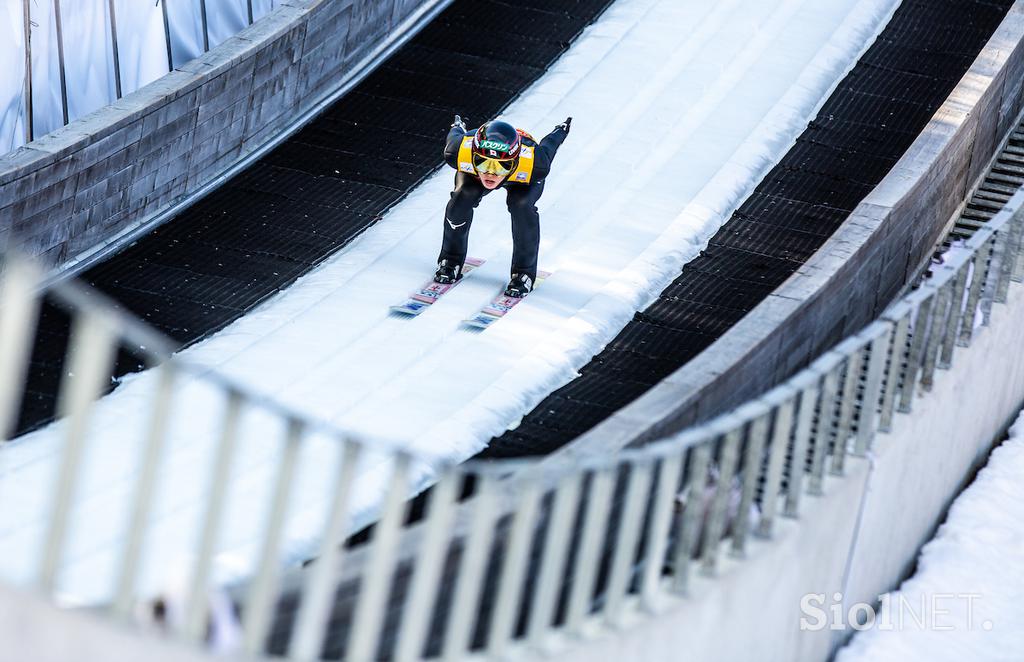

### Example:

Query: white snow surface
xmin=837 ymin=410 xmax=1024 ymax=662
xmin=0 ymin=0 xmax=900 ymax=603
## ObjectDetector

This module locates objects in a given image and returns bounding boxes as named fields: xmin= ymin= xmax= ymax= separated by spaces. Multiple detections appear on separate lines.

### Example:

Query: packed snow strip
xmin=0 ymin=0 xmax=901 ymax=602
xmin=836 ymin=410 xmax=1024 ymax=662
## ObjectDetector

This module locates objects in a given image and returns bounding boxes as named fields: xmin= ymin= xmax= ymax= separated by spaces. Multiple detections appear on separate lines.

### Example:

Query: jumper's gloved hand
xmin=556 ymin=117 xmax=572 ymax=134
xmin=452 ymin=114 xmax=467 ymax=130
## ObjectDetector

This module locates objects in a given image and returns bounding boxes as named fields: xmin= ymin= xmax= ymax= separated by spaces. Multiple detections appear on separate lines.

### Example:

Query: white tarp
xmin=1 ymin=0 xmax=274 ymax=152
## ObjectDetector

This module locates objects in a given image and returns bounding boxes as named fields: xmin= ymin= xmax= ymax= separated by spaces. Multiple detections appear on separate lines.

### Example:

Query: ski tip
xmin=462 ymin=314 xmax=498 ymax=330
xmin=390 ymin=302 xmax=427 ymax=316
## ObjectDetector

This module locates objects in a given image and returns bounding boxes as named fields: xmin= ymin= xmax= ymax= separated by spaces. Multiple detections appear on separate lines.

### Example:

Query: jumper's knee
xmin=451 ymin=187 xmax=483 ymax=210
xmin=507 ymin=197 xmax=538 ymax=215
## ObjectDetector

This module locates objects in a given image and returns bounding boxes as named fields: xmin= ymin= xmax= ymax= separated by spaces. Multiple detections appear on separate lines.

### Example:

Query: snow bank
xmin=836 ymin=409 xmax=1024 ymax=662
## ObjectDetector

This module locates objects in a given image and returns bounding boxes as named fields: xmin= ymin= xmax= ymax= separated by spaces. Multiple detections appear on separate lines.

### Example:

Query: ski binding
xmin=390 ymin=257 xmax=485 ymax=316
xmin=463 ymin=270 xmax=551 ymax=329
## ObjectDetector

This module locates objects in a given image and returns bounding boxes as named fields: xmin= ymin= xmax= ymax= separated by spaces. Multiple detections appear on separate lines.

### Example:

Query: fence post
xmin=604 ymin=460 xmax=654 ymax=625
xmin=757 ymin=395 xmax=794 ymax=537
xmin=920 ymin=281 xmax=952 ymax=392
xmin=0 ymin=257 xmax=41 ymax=442
xmin=731 ymin=412 xmax=768 ymax=556
xmin=784 ymin=376 xmax=818 ymax=517
xmin=855 ymin=325 xmax=892 ymax=455
xmin=898 ymin=294 xmax=933 ymax=411
xmin=832 ymin=349 xmax=863 ymax=475
xmin=958 ymin=238 xmax=992 ymax=345
xmin=526 ymin=472 xmax=582 ymax=647
xmin=184 ymin=390 xmax=243 ymax=642
xmin=39 ymin=312 xmax=118 ymax=593
xmin=344 ymin=453 xmax=411 ymax=662
xmin=981 ymin=234 xmax=1001 ymax=326
xmin=565 ymin=466 xmax=615 ymax=632
xmin=672 ymin=441 xmax=711 ymax=595
xmin=241 ymin=418 xmax=304 ymax=655
xmin=809 ymin=364 xmax=840 ymax=494
xmin=442 ymin=474 xmax=499 ymax=662
xmin=391 ymin=470 xmax=459 ymax=662
xmin=53 ymin=0 xmax=69 ymax=125
xmin=22 ymin=0 xmax=33 ymax=143
xmin=161 ymin=0 xmax=174 ymax=71
xmin=107 ymin=0 xmax=123 ymax=99
xmin=939 ymin=262 xmax=969 ymax=369
xmin=640 ymin=452 xmax=683 ymax=611
xmin=485 ymin=477 xmax=542 ymax=658
xmin=879 ymin=312 xmax=909 ymax=432
xmin=288 ymin=439 xmax=363 ymax=661
xmin=112 ymin=362 xmax=177 ymax=618
xmin=199 ymin=0 xmax=210 ymax=52
xmin=995 ymin=206 xmax=1024 ymax=302
xmin=700 ymin=428 xmax=741 ymax=576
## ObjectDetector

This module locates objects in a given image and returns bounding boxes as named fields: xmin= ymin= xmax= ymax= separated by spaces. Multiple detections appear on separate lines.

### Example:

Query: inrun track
xmin=2 ymin=0 xmax=1011 ymax=602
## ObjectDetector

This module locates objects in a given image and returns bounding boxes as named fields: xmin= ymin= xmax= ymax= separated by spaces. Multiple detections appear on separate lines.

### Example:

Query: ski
xmin=463 ymin=270 xmax=552 ymax=329
xmin=390 ymin=257 xmax=486 ymax=316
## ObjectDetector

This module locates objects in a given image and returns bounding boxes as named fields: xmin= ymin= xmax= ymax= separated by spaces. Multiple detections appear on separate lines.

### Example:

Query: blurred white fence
xmin=0 ymin=182 xmax=1021 ymax=659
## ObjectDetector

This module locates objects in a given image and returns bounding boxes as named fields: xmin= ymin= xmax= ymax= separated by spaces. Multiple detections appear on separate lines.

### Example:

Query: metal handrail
xmin=0 ymin=185 xmax=1019 ymax=659
xmin=10 ymin=0 xmax=275 ymax=152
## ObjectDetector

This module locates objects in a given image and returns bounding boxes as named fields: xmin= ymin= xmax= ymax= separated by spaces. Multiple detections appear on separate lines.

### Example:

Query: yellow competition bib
xmin=457 ymin=135 xmax=536 ymax=184
xmin=510 ymin=145 xmax=535 ymax=184
xmin=457 ymin=136 xmax=476 ymax=174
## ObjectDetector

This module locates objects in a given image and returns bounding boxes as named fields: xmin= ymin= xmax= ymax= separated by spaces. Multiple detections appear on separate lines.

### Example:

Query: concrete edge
xmin=550 ymin=0 xmax=1024 ymax=460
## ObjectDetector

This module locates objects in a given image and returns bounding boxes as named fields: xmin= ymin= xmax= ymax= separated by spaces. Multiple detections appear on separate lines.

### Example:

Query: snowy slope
xmin=836 ymin=410 xmax=1024 ymax=662
xmin=0 ymin=0 xmax=900 ymax=602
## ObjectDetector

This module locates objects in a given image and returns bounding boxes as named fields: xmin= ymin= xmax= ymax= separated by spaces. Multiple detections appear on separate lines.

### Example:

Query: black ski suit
xmin=437 ymin=124 xmax=569 ymax=282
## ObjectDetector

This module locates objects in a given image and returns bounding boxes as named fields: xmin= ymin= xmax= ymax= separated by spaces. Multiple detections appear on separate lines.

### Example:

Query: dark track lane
xmin=17 ymin=0 xmax=617 ymax=435
xmin=479 ymin=0 xmax=1015 ymax=458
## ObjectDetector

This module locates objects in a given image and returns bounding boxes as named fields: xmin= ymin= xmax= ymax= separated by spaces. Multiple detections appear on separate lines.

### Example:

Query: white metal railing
xmin=0 ymin=186 xmax=1022 ymax=658
xmin=7 ymin=0 xmax=278 ymax=150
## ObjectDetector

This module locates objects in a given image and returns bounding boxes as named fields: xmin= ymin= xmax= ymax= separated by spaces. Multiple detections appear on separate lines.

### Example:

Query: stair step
xmin=992 ymin=162 xmax=1024 ymax=176
xmin=997 ymin=151 xmax=1024 ymax=165
xmin=984 ymin=172 xmax=1024 ymax=188
xmin=968 ymin=196 xmax=1005 ymax=211
xmin=961 ymin=208 xmax=994 ymax=222
xmin=974 ymin=181 xmax=1015 ymax=196
xmin=974 ymin=187 xmax=1012 ymax=203
xmin=955 ymin=217 xmax=987 ymax=230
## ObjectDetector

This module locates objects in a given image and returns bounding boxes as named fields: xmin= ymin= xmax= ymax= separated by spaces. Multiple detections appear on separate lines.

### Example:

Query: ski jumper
xmin=438 ymin=124 xmax=569 ymax=282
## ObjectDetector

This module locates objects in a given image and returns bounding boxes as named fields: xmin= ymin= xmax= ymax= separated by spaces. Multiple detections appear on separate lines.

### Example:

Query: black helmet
xmin=471 ymin=120 xmax=521 ymax=176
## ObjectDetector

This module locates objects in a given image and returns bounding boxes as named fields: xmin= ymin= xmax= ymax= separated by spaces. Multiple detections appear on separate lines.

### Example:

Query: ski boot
xmin=503 ymin=272 xmax=534 ymax=298
xmin=434 ymin=259 xmax=462 ymax=285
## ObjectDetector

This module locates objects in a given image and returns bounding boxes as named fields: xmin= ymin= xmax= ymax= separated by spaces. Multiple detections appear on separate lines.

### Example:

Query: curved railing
xmin=0 ymin=185 xmax=1021 ymax=660
xmin=1 ymin=2 xmax=1023 ymax=659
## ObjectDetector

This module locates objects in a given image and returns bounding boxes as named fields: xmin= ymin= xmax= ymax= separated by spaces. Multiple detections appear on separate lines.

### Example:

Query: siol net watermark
xmin=800 ymin=592 xmax=993 ymax=632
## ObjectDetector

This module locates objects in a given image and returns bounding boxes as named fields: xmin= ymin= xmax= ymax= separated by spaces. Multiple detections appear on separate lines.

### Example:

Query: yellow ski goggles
xmin=472 ymin=153 xmax=516 ymax=176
